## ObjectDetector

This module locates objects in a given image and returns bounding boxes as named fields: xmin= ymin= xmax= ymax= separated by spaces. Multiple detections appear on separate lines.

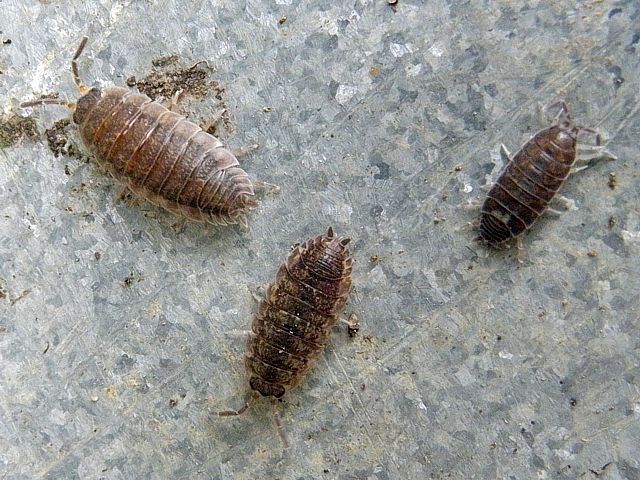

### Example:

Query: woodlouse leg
xmin=545 ymin=208 xmax=563 ymax=217
xmin=112 ymin=184 xmax=129 ymax=203
xmin=515 ymin=237 xmax=525 ymax=265
xmin=231 ymin=144 xmax=259 ymax=158
xmin=236 ymin=215 xmax=250 ymax=230
xmin=551 ymin=194 xmax=577 ymax=211
xmin=499 ymin=144 xmax=513 ymax=164
xmin=339 ymin=313 xmax=360 ymax=338
xmin=248 ymin=284 xmax=266 ymax=304
xmin=546 ymin=194 xmax=576 ymax=217
xmin=112 ymin=184 xmax=144 ymax=209
xmin=459 ymin=218 xmax=481 ymax=233
xmin=574 ymin=128 xmax=617 ymax=164
xmin=225 ymin=329 xmax=254 ymax=338
xmin=218 ymin=394 xmax=255 ymax=417
xmin=200 ymin=108 xmax=226 ymax=133
xmin=459 ymin=200 xmax=481 ymax=234
xmin=570 ymin=165 xmax=590 ymax=174
xmin=252 ymin=179 xmax=281 ymax=197
xmin=163 ymin=89 xmax=184 ymax=112
xmin=171 ymin=219 xmax=188 ymax=234
xmin=577 ymin=127 xmax=602 ymax=145
xmin=547 ymin=101 xmax=571 ymax=126
xmin=573 ymin=148 xmax=617 ymax=169
xmin=576 ymin=144 xmax=614 ymax=154
xmin=532 ymin=101 xmax=549 ymax=125
xmin=463 ymin=198 xmax=482 ymax=211
xmin=271 ymin=398 xmax=290 ymax=449
xmin=189 ymin=60 xmax=210 ymax=71
xmin=571 ymin=153 xmax=615 ymax=174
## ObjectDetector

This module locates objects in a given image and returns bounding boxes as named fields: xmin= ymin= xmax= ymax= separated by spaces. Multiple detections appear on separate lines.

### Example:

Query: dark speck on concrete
xmin=605 ymin=63 xmax=625 ymax=89
xmin=0 ymin=114 xmax=38 ymax=148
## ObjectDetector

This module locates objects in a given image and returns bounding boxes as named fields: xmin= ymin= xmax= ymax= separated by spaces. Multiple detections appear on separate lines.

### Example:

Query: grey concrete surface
xmin=1 ymin=1 xmax=639 ymax=479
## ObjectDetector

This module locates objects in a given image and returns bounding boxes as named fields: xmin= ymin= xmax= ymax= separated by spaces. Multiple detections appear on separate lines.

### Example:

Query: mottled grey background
xmin=1 ymin=1 xmax=639 ymax=479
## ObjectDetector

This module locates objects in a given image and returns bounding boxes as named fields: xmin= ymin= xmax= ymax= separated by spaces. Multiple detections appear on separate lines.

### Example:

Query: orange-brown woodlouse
xmin=21 ymin=37 xmax=259 ymax=227
xmin=219 ymin=227 xmax=353 ymax=447
xmin=479 ymin=102 xmax=615 ymax=251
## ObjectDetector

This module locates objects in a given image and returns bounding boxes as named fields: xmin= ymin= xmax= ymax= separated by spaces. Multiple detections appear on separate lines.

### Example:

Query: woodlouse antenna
xmin=574 ymin=125 xmax=600 ymax=142
xmin=326 ymin=226 xmax=334 ymax=238
xmin=548 ymin=101 xmax=572 ymax=128
xmin=188 ymin=59 xmax=210 ymax=71
xmin=20 ymin=98 xmax=73 ymax=108
xmin=218 ymin=394 xmax=255 ymax=417
xmin=71 ymin=36 xmax=90 ymax=94
xmin=20 ymin=37 xmax=89 ymax=110
xmin=271 ymin=398 xmax=289 ymax=449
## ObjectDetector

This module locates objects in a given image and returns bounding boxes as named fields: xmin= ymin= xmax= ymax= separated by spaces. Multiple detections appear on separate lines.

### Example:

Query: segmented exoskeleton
xmin=219 ymin=227 xmax=353 ymax=447
xmin=22 ymin=37 xmax=257 ymax=227
xmin=480 ymin=103 xmax=615 ymax=251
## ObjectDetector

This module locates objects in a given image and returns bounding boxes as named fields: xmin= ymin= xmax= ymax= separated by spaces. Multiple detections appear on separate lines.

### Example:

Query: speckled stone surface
xmin=1 ymin=1 xmax=639 ymax=479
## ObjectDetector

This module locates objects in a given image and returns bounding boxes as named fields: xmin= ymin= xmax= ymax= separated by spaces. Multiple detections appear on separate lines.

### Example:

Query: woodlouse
xmin=479 ymin=102 xmax=616 ymax=253
xmin=219 ymin=227 xmax=353 ymax=447
xmin=21 ymin=37 xmax=259 ymax=227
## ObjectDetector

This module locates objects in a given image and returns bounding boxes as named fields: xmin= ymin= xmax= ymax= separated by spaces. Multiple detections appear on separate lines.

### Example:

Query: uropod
xmin=22 ymin=37 xmax=264 ymax=228
xmin=219 ymin=227 xmax=353 ymax=447
xmin=479 ymin=102 xmax=616 ymax=258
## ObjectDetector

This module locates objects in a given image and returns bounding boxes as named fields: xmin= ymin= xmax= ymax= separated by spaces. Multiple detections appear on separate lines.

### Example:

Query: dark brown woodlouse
xmin=21 ymin=37 xmax=258 ymax=227
xmin=479 ymin=102 xmax=615 ymax=253
xmin=219 ymin=227 xmax=353 ymax=447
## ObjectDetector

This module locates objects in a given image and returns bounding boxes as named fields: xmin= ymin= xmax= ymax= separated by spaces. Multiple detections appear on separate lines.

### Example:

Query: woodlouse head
xmin=72 ymin=87 xmax=102 ymax=125
xmin=541 ymin=125 xmax=580 ymax=168
xmin=554 ymin=126 xmax=579 ymax=151
xmin=314 ymin=226 xmax=353 ymax=278
xmin=322 ymin=227 xmax=351 ymax=256
xmin=323 ymin=226 xmax=351 ymax=249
